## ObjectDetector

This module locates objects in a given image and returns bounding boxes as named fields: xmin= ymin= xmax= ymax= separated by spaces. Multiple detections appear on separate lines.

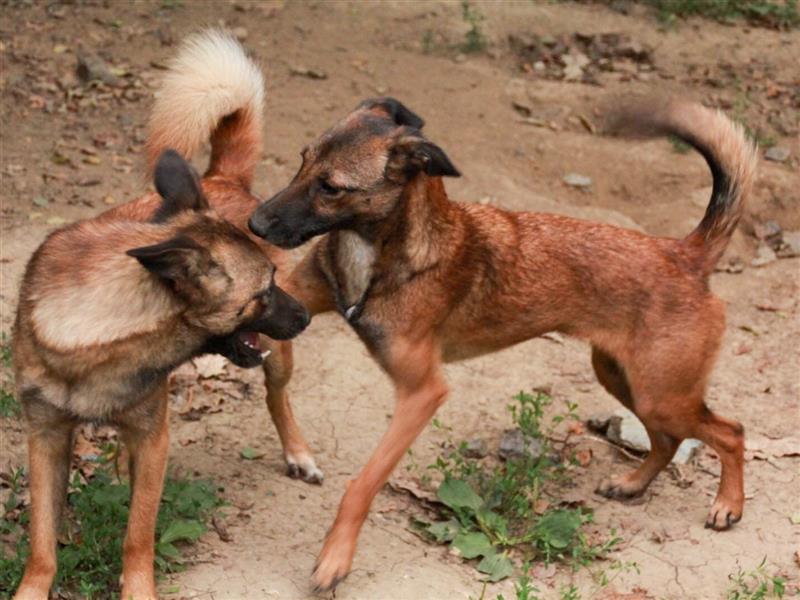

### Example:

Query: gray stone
xmin=764 ymin=146 xmax=790 ymax=162
xmin=777 ymin=231 xmax=800 ymax=258
xmin=604 ymin=408 xmax=703 ymax=464
xmin=498 ymin=428 xmax=543 ymax=461
xmin=461 ymin=438 xmax=488 ymax=459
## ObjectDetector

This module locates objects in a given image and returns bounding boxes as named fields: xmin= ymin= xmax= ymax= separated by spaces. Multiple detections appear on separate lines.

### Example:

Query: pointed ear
xmin=359 ymin=97 xmax=425 ymax=129
xmin=127 ymin=235 xmax=213 ymax=300
xmin=386 ymin=136 xmax=461 ymax=182
xmin=152 ymin=149 xmax=209 ymax=223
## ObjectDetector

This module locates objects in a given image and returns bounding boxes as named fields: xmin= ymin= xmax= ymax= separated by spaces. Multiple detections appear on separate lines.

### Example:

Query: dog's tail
xmin=605 ymin=98 xmax=758 ymax=276
xmin=147 ymin=29 xmax=264 ymax=189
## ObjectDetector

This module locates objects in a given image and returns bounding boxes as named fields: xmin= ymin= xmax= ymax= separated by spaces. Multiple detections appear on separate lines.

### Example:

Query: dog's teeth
xmin=260 ymin=349 xmax=272 ymax=359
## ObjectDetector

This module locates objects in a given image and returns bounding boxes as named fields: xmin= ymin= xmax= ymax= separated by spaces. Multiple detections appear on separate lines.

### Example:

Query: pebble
xmin=590 ymin=409 xmax=703 ymax=464
xmin=764 ymin=146 xmax=790 ymax=162
xmin=498 ymin=428 xmax=543 ymax=461
xmin=461 ymin=438 xmax=488 ymax=459
xmin=777 ymin=231 xmax=800 ymax=258
xmin=563 ymin=173 xmax=592 ymax=188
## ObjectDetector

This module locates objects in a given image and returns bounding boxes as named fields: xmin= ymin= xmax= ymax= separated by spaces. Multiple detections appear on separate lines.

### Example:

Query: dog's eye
xmin=318 ymin=179 xmax=342 ymax=196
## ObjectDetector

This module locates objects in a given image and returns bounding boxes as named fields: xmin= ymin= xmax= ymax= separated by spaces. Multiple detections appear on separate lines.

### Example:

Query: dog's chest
xmin=330 ymin=230 xmax=376 ymax=320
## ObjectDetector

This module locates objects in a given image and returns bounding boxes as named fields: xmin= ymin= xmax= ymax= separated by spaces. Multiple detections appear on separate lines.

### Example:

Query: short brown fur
xmin=248 ymin=97 xmax=757 ymax=591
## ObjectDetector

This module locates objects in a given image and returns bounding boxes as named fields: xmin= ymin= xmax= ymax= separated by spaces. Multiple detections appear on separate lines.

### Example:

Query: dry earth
xmin=1 ymin=1 xmax=799 ymax=599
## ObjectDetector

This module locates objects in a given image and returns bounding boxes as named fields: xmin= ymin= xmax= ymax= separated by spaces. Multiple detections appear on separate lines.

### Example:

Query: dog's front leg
xmin=312 ymin=335 xmax=447 ymax=591
xmin=263 ymin=339 xmax=323 ymax=483
xmin=263 ymin=247 xmax=335 ymax=483
xmin=118 ymin=386 xmax=169 ymax=600
xmin=14 ymin=419 xmax=74 ymax=600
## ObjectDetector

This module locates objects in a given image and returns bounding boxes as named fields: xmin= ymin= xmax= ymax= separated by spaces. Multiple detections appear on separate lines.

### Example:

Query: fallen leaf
xmin=240 ymin=447 xmax=264 ymax=460
xmin=192 ymin=355 xmax=228 ymax=379
xmin=575 ymin=448 xmax=593 ymax=467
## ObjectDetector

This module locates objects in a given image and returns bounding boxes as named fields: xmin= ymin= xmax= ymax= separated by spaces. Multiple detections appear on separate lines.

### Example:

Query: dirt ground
xmin=1 ymin=1 xmax=799 ymax=599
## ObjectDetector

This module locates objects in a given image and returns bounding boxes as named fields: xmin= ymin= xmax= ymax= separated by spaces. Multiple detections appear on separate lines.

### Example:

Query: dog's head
xmin=127 ymin=150 xmax=309 ymax=367
xmin=248 ymin=98 xmax=460 ymax=248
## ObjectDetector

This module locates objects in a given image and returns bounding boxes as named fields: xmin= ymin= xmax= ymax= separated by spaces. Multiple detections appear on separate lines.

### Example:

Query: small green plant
xmin=0 ymin=459 xmax=223 ymax=597
xmin=414 ymin=391 xmax=620 ymax=584
xmin=0 ymin=388 xmax=20 ymax=418
xmin=649 ymin=0 xmax=799 ymax=29
xmin=0 ymin=333 xmax=19 ymax=418
xmin=727 ymin=558 xmax=786 ymax=600
xmin=460 ymin=1 xmax=487 ymax=53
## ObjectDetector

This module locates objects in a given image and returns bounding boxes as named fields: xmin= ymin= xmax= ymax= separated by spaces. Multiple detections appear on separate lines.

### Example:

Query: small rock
xmin=76 ymin=55 xmax=120 ymax=87
xmin=233 ymin=26 xmax=248 ymax=41
xmin=505 ymin=78 xmax=534 ymax=116
xmin=751 ymin=244 xmax=777 ymax=267
xmin=289 ymin=66 xmax=327 ymax=80
xmin=776 ymin=231 xmax=800 ymax=258
xmin=461 ymin=438 xmax=488 ymax=459
xmin=715 ymin=257 xmax=744 ymax=274
xmin=586 ymin=412 xmax=612 ymax=433
xmin=753 ymin=220 xmax=783 ymax=249
xmin=454 ymin=53 xmax=467 ymax=64
xmin=563 ymin=173 xmax=592 ymax=188
xmin=498 ymin=428 xmax=543 ymax=461
xmin=32 ymin=196 xmax=49 ymax=208
xmin=764 ymin=146 xmax=790 ymax=162
xmin=604 ymin=408 xmax=703 ymax=464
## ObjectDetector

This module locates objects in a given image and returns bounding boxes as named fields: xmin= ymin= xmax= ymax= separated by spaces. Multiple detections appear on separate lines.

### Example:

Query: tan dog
xmin=248 ymin=97 xmax=757 ymax=590
xmin=12 ymin=30 xmax=318 ymax=600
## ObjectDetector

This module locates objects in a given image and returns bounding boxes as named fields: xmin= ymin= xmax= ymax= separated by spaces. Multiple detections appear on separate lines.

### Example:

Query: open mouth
xmin=235 ymin=330 xmax=271 ymax=363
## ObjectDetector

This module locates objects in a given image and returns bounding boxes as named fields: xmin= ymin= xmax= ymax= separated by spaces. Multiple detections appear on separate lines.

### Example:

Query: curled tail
xmin=605 ymin=98 xmax=758 ymax=276
xmin=147 ymin=29 xmax=265 ymax=188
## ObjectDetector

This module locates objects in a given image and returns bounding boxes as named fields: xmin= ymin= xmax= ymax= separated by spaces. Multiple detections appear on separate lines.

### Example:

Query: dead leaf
xmin=212 ymin=514 xmax=232 ymax=542
xmin=192 ymin=355 xmax=228 ymax=379
xmin=534 ymin=499 xmax=550 ymax=514
xmin=575 ymin=448 xmax=593 ymax=467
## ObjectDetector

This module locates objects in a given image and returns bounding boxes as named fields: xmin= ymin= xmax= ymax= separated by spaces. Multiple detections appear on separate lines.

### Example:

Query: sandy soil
xmin=1 ymin=1 xmax=798 ymax=599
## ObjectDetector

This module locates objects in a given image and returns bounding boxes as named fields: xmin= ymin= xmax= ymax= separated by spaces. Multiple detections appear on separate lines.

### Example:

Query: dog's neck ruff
xmin=29 ymin=223 xmax=184 ymax=351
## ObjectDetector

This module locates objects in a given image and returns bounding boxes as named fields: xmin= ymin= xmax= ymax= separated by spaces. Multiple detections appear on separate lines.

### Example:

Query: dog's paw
xmin=286 ymin=452 xmax=324 ymax=485
xmin=704 ymin=498 xmax=742 ymax=531
xmin=595 ymin=473 xmax=647 ymax=500
xmin=311 ymin=529 xmax=355 ymax=593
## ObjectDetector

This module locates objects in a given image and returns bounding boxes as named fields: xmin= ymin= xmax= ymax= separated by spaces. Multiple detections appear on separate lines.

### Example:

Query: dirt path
xmin=1 ymin=2 xmax=798 ymax=599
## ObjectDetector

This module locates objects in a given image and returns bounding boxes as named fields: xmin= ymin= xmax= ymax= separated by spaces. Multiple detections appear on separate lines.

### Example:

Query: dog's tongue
xmin=240 ymin=331 xmax=261 ymax=351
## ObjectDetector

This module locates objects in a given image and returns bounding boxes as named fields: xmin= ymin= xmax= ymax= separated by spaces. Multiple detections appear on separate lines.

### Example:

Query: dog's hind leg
xmin=118 ymin=384 xmax=169 ymax=600
xmin=692 ymin=406 xmax=744 ymax=530
xmin=262 ymin=339 xmax=323 ymax=484
xmin=592 ymin=347 xmax=681 ymax=499
xmin=15 ymin=390 xmax=74 ymax=600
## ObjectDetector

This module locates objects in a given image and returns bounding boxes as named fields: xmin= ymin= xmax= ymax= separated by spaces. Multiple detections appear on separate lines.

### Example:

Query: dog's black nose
xmin=248 ymin=214 xmax=267 ymax=237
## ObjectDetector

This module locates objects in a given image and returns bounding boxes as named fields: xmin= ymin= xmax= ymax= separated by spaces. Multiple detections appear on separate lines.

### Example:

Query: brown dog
xmin=248 ymin=97 xmax=758 ymax=590
xmin=12 ymin=30 xmax=317 ymax=600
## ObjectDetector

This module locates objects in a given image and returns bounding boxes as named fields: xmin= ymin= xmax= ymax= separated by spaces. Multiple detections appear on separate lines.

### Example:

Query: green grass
xmin=0 ymin=333 xmax=19 ymax=418
xmin=727 ymin=558 xmax=786 ymax=600
xmin=460 ymin=1 xmax=488 ymax=53
xmin=0 ymin=460 xmax=223 ymax=598
xmin=649 ymin=0 xmax=799 ymax=29
xmin=413 ymin=391 xmax=622 ymax=585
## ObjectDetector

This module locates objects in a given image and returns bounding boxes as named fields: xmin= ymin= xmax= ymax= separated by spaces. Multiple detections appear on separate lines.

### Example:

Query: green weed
xmin=0 ymin=459 xmax=223 ymax=598
xmin=727 ymin=558 xmax=786 ymax=600
xmin=415 ymin=391 xmax=620 ymax=584
xmin=649 ymin=0 xmax=799 ymax=29
xmin=0 ymin=333 xmax=19 ymax=418
xmin=461 ymin=1 xmax=487 ymax=53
